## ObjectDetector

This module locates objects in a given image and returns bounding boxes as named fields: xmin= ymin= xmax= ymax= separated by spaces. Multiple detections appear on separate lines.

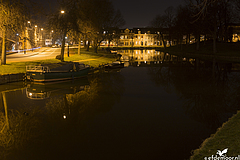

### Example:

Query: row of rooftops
xmin=119 ymin=28 xmax=169 ymax=34
xmin=118 ymin=22 xmax=240 ymax=35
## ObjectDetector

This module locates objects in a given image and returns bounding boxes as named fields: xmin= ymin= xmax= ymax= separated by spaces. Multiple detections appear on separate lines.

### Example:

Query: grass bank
xmin=0 ymin=48 xmax=116 ymax=75
xmin=65 ymin=48 xmax=117 ymax=67
xmin=190 ymin=111 xmax=240 ymax=159
xmin=158 ymin=41 xmax=240 ymax=62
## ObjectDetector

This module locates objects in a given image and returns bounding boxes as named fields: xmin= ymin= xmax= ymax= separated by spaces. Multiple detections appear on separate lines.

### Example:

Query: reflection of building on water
xmin=119 ymin=50 xmax=175 ymax=62
xmin=118 ymin=49 xmax=197 ymax=67
xmin=119 ymin=50 xmax=162 ymax=62
xmin=26 ymin=78 xmax=90 ymax=100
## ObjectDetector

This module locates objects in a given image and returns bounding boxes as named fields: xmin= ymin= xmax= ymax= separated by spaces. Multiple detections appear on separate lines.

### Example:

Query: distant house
xmin=228 ymin=23 xmax=240 ymax=42
xmin=45 ymin=39 xmax=53 ymax=46
xmin=118 ymin=28 xmax=170 ymax=47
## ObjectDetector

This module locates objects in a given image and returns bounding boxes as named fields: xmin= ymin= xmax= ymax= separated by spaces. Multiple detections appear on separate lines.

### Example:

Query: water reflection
xmin=119 ymin=49 xmax=167 ymax=63
xmin=118 ymin=49 xmax=194 ymax=68
xmin=26 ymin=78 xmax=89 ymax=100
xmin=2 ymin=49 xmax=240 ymax=159
xmin=0 ymin=69 xmax=125 ymax=160
xmin=117 ymin=49 xmax=240 ymax=129
xmin=147 ymin=55 xmax=240 ymax=129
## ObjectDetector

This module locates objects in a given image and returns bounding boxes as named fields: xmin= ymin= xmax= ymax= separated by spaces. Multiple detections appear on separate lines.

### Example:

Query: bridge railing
xmin=26 ymin=65 xmax=50 ymax=73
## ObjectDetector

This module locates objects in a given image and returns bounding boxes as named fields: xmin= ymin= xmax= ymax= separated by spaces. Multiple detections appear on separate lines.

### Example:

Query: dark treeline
xmin=150 ymin=0 xmax=240 ymax=54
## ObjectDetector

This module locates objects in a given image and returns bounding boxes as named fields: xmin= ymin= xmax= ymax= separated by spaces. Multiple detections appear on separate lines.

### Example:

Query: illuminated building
xmin=118 ymin=28 xmax=170 ymax=47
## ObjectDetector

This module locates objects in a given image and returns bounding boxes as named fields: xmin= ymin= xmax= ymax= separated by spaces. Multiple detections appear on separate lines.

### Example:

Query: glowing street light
xmin=35 ymin=25 xmax=37 ymax=28
xmin=27 ymin=21 xmax=30 ymax=24
xmin=61 ymin=10 xmax=65 ymax=14
xmin=41 ymin=28 xmax=43 ymax=31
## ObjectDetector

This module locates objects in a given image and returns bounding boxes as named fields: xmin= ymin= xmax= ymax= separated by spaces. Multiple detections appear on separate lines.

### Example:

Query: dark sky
xmin=112 ymin=0 xmax=185 ymax=28
xmin=40 ymin=0 xmax=185 ymax=29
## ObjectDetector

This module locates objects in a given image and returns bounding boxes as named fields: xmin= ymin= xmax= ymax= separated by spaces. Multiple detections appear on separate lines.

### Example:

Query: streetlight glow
xmin=61 ymin=10 xmax=65 ymax=14
xmin=28 ymin=21 xmax=30 ymax=24
xmin=41 ymin=28 xmax=43 ymax=31
xmin=35 ymin=25 xmax=37 ymax=28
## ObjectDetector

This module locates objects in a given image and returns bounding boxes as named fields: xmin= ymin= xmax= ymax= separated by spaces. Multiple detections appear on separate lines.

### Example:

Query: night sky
xmin=39 ymin=0 xmax=185 ymax=28
xmin=112 ymin=0 xmax=185 ymax=28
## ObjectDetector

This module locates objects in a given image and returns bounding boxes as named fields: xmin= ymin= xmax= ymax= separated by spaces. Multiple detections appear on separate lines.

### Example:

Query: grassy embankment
xmin=0 ymin=48 xmax=116 ymax=75
xmin=153 ymin=41 xmax=240 ymax=159
xmin=158 ymin=41 xmax=240 ymax=62
xmin=183 ymin=42 xmax=240 ymax=159
xmin=190 ymin=111 xmax=240 ymax=159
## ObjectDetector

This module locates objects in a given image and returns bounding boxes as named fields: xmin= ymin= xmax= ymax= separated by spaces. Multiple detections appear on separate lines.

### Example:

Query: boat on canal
xmin=104 ymin=61 xmax=124 ymax=69
xmin=25 ymin=62 xmax=90 ymax=82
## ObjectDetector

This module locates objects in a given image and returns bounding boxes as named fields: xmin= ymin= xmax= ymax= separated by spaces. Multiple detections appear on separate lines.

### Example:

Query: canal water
xmin=1 ymin=50 xmax=240 ymax=160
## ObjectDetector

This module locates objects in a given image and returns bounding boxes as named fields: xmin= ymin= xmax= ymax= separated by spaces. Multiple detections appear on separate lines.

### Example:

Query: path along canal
xmin=0 ymin=50 xmax=240 ymax=160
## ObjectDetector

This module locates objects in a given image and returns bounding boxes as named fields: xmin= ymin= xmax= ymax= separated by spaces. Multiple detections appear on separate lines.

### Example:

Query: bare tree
xmin=0 ymin=0 xmax=29 ymax=65
xmin=79 ymin=0 xmax=125 ymax=53
xmin=48 ymin=0 xmax=78 ymax=61
xmin=150 ymin=15 xmax=167 ymax=49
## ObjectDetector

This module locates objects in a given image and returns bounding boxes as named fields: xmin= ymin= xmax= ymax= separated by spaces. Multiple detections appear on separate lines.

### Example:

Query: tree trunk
xmin=94 ymin=40 xmax=98 ymax=53
xmin=61 ymin=31 xmax=66 ymax=62
xmin=213 ymin=25 xmax=217 ymax=54
xmin=181 ymin=35 xmax=183 ymax=51
xmin=86 ymin=41 xmax=89 ymax=51
xmin=94 ymin=46 xmax=98 ymax=53
xmin=196 ymin=34 xmax=200 ymax=51
xmin=160 ymin=33 xmax=166 ymax=49
xmin=78 ymin=37 xmax=81 ymax=55
xmin=1 ymin=26 xmax=6 ymax=65
xmin=204 ymin=34 xmax=207 ymax=46
xmin=213 ymin=15 xmax=217 ymax=54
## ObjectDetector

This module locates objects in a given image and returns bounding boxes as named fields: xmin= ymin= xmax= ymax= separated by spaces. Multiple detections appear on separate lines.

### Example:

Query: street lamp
xmin=60 ymin=10 xmax=67 ymax=61
xmin=34 ymin=25 xmax=38 ymax=47
xmin=40 ymin=28 xmax=44 ymax=47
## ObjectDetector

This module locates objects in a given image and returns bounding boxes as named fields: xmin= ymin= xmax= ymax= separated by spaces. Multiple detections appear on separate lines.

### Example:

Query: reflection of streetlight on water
xmin=63 ymin=113 xmax=67 ymax=119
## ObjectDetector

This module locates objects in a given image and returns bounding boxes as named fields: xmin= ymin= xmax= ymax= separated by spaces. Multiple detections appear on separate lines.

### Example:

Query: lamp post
xmin=60 ymin=10 xmax=66 ymax=61
xmin=34 ymin=25 xmax=38 ymax=47
xmin=40 ymin=28 xmax=44 ymax=47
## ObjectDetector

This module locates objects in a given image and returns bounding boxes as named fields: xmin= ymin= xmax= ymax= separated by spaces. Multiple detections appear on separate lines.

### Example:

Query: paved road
xmin=6 ymin=47 xmax=62 ymax=62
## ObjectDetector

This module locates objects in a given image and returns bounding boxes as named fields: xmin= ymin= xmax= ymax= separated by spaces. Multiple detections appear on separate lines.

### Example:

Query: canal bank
xmin=0 ymin=48 xmax=116 ymax=84
xmin=0 ymin=73 xmax=25 ymax=84
xmin=1 ymin=48 xmax=240 ymax=159
xmin=190 ymin=111 xmax=240 ymax=159
xmin=156 ymin=41 xmax=240 ymax=63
